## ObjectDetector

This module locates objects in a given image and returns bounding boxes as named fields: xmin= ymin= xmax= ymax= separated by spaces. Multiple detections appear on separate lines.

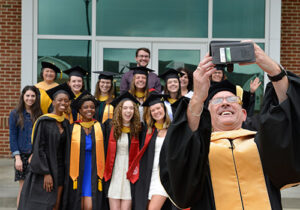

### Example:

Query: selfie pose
xmin=160 ymin=42 xmax=300 ymax=209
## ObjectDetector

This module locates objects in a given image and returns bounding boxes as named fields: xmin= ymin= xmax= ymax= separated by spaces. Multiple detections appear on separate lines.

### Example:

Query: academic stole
xmin=69 ymin=121 xmax=105 ymax=191
xmin=31 ymin=113 xmax=65 ymax=144
xmin=127 ymin=127 xmax=155 ymax=183
xmin=209 ymin=129 xmax=271 ymax=210
xmin=103 ymin=126 xmax=140 ymax=183
xmin=102 ymin=104 xmax=114 ymax=123
xmin=39 ymin=88 xmax=53 ymax=114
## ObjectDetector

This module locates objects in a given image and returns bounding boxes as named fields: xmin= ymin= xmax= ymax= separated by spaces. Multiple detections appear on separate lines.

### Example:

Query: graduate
xmin=158 ymin=69 xmax=184 ymax=121
xmin=128 ymin=92 xmax=177 ymax=210
xmin=178 ymin=67 xmax=193 ymax=99
xmin=103 ymin=92 xmax=141 ymax=210
xmin=93 ymin=71 xmax=117 ymax=124
xmin=64 ymin=66 xmax=88 ymax=123
xmin=35 ymin=61 xmax=61 ymax=114
xmin=18 ymin=83 xmax=75 ymax=210
xmin=62 ymin=92 xmax=107 ymax=210
xmin=129 ymin=66 xmax=154 ymax=122
xmin=159 ymin=43 xmax=300 ymax=209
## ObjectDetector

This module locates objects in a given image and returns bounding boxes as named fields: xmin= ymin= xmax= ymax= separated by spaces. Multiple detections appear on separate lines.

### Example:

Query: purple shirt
xmin=120 ymin=71 xmax=162 ymax=94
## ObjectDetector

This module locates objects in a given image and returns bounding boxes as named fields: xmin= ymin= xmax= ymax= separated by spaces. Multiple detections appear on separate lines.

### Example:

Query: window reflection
xmin=38 ymin=0 xmax=92 ymax=35
xmin=38 ymin=39 xmax=91 ymax=90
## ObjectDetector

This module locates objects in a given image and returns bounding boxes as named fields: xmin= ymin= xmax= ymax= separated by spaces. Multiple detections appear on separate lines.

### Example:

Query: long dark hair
xmin=16 ymin=86 xmax=42 ymax=129
xmin=163 ymin=78 xmax=182 ymax=100
xmin=177 ymin=67 xmax=193 ymax=91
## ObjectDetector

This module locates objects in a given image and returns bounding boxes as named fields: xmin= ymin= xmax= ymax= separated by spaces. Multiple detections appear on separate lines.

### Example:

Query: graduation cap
xmin=142 ymin=92 xmax=169 ymax=107
xmin=64 ymin=66 xmax=88 ymax=78
xmin=71 ymin=90 xmax=98 ymax=112
xmin=93 ymin=71 xmax=118 ymax=80
xmin=110 ymin=91 xmax=140 ymax=108
xmin=46 ymin=83 xmax=75 ymax=100
xmin=205 ymin=80 xmax=249 ymax=109
xmin=159 ymin=69 xmax=184 ymax=82
xmin=41 ymin=61 xmax=61 ymax=74
xmin=130 ymin=66 xmax=154 ymax=76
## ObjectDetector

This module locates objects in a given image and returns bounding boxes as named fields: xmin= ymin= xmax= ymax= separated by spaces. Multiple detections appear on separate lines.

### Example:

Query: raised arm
xmin=187 ymin=54 xmax=216 ymax=131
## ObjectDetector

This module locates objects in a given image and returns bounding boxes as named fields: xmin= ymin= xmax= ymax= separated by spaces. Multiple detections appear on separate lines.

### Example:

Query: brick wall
xmin=281 ymin=0 xmax=300 ymax=75
xmin=0 ymin=0 xmax=22 ymax=158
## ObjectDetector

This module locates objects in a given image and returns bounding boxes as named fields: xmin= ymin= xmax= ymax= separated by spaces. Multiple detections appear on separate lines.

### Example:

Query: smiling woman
xmin=18 ymin=83 xmax=75 ymax=210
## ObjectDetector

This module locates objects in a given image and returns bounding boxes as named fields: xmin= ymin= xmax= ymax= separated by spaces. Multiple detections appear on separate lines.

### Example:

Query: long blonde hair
xmin=145 ymin=103 xmax=171 ymax=134
xmin=112 ymin=100 xmax=141 ymax=140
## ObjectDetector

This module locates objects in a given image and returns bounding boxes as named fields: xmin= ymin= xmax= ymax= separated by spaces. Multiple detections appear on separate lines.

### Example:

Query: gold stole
xmin=236 ymin=85 xmax=243 ymax=101
xmin=35 ymin=81 xmax=58 ymax=90
xmin=168 ymin=98 xmax=177 ymax=104
xmin=102 ymin=104 xmax=114 ymax=123
xmin=69 ymin=122 xmax=105 ymax=191
xmin=31 ymin=113 xmax=65 ymax=143
xmin=209 ymin=129 xmax=271 ymax=210
xmin=39 ymin=89 xmax=53 ymax=114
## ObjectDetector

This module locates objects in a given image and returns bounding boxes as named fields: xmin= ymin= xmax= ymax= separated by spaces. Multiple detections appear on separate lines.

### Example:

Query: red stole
xmin=103 ymin=126 xmax=140 ymax=183
xmin=127 ymin=127 xmax=155 ymax=183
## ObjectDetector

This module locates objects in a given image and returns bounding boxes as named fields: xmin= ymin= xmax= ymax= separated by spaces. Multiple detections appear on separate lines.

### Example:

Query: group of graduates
xmin=10 ymin=47 xmax=199 ymax=210
xmin=10 ymin=43 xmax=300 ymax=210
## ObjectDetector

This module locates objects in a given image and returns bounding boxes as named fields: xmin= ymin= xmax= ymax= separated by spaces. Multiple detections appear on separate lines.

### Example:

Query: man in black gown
xmin=159 ymin=42 xmax=300 ymax=210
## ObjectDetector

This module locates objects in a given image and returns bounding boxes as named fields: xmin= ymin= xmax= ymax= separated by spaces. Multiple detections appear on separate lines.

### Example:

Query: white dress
xmin=148 ymin=136 xmax=168 ymax=199
xmin=108 ymin=132 xmax=131 ymax=200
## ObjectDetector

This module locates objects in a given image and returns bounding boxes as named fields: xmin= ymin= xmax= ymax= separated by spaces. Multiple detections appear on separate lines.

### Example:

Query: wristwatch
xmin=267 ymin=64 xmax=287 ymax=82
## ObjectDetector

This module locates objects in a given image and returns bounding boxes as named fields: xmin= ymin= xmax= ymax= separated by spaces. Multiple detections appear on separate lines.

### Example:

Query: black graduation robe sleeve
xmin=257 ymin=72 xmax=300 ymax=189
xmin=159 ymin=97 xmax=212 ymax=208
xmin=30 ymin=118 xmax=51 ymax=175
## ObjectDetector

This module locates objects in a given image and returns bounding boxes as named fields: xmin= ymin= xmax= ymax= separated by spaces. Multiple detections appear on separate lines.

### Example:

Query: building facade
xmin=0 ymin=0 xmax=299 ymax=157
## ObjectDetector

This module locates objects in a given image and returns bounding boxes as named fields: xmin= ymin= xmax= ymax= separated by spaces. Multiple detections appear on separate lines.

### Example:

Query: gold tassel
xmin=98 ymin=179 xmax=102 ymax=191
xmin=73 ymin=179 xmax=77 ymax=190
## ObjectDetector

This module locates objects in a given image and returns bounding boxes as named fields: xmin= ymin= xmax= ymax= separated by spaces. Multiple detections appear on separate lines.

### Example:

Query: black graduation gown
xmin=18 ymin=116 xmax=71 ymax=210
xmin=62 ymin=123 xmax=108 ymax=210
xmin=95 ymin=100 xmax=107 ymax=123
xmin=132 ymin=125 xmax=179 ymax=210
xmin=159 ymin=73 xmax=300 ymax=210
xmin=102 ymin=120 xmax=136 ymax=202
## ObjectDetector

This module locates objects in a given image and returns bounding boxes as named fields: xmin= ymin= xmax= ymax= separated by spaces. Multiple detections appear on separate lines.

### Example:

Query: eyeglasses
xmin=137 ymin=55 xmax=150 ymax=58
xmin=210 ymin=96 xmax=242 ymax=105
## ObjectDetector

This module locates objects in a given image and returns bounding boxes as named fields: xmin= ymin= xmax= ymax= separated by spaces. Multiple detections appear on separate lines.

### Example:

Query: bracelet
xmin=188 ymin=104 xmax=203 ymax=117
xmin=267 ymin=64 xmax=287 ymax=82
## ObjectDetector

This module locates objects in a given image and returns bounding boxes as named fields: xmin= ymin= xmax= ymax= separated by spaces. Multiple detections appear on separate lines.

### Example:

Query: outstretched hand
xmin=250 ymin=77 xmax=261 ymax=93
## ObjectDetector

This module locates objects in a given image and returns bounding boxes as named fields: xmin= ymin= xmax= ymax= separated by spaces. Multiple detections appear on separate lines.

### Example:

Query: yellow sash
xmin=236 ymin=85 xmax=243 ymax=101
xmin=102 ymin=104 xmax=114 ymax=123
xmin=69 ymin=122 xmax=105 ymax=191
xmin=154 ymin=122 xmax=164 ymax=130
xmin=74 ymin=92 xmax=82 ymax=99
xmin=99 ymin=95 xmax=108 ymax=101
xmin=209 ymin=129 xmax=271 ymax=210
xmin=168 ymin=98 xmax=177 ymax=104
xmin=31 ymin=113 xmax=65 ymax=144
xmin=121 ymin=126 xmax=130 ymax=133
xmin=135 ymin=91 xmax=145 ymax=98
xmin=35 ymin=81 xmax=58 ymax=91
xmin=39 ymin=89 xmax=53 ymax=114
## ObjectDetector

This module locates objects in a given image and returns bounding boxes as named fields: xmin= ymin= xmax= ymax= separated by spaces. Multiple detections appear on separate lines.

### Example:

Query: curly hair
xmin=177 ymin=67 xmax=193 ymax=91
xmin=94 ymin=79 xmax=114 ymax=104
xmin=145 ymin=103 xmax=171 ymax=134
xmin=129 ymin=74 xmax=149 ymax=100
xmin=112 ymin=100 xmax=141 ymax=140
